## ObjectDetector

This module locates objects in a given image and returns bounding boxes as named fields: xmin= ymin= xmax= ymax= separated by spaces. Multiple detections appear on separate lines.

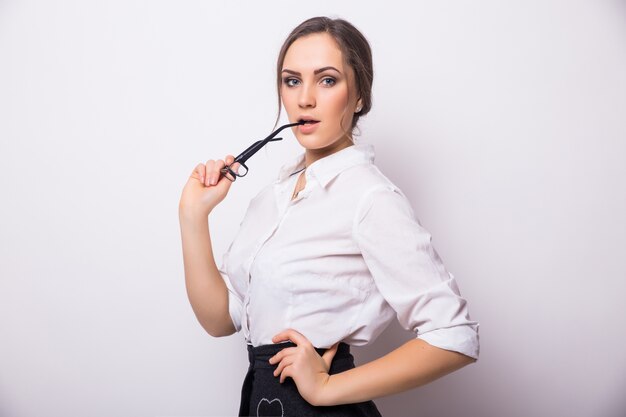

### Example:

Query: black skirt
xmin=238 ymin=341 xmax=383 ymax=417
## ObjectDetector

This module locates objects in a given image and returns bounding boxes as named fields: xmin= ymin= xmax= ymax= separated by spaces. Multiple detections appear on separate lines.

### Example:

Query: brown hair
xmin=272 ymin=16 xmax=374 ymax=140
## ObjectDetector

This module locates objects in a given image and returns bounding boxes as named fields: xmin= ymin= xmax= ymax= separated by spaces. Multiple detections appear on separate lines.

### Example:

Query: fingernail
xmin=211 ymin=176 xmax=217 ymax=185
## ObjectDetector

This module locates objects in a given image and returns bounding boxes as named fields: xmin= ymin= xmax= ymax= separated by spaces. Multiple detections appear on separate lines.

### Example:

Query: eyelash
xmin=282 ymin=77 xmax=336 ymax=88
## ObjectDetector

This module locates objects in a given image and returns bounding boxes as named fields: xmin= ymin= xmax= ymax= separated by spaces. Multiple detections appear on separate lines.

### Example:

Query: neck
xmin=303 ymin=136 xmax=353 ymax=169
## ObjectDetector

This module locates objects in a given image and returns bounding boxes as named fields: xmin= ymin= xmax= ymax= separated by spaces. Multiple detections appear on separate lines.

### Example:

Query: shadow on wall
xmin=605 ymin=379 xmax=626 ymax=417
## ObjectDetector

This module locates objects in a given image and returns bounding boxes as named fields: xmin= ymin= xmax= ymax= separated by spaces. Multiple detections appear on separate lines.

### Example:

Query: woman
xmin=179 ymin=16 xmax=480 ymax=417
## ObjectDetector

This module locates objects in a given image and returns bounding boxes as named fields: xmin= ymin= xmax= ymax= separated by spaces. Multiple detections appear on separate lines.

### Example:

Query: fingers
xmin=196 ymin=155 xmax=236 ymax=187
xmin=272 ymin=329 xmax=309 ymax=346
xmin=225 ymin=155 xmax=242 ymax=175
xmin=278 ymin=362 xmax=293 ymax=384
xmin=268 ymin=347 xmax=296 ymax=365
xmin=322 ymin=342 xmax=340 ymax=369
xmin=211 ymin=159 xmax=226 ymax=185
xmin=269 ymin=345 xmax=301 ymax=384
xmin=269 ymin=346 xmax=296 ymax=382
xmin=273 ymin=355 xmax=294 ymax=378
xmin=193 ymin=163 xmax=206 ymax=183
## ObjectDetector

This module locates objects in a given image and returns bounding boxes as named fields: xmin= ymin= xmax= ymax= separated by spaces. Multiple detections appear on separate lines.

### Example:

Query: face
xmin=280 ymin=32 xmax=362 ymax=151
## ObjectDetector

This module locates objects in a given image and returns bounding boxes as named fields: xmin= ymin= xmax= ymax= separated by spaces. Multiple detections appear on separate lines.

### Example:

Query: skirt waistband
xmin=246 ymin=341 xmax=352 ymax=370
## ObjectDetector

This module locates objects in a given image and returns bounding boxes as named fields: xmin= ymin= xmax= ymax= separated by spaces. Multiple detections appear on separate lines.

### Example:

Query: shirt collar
xmin=275 ymin=142 xmax=375 ymax=189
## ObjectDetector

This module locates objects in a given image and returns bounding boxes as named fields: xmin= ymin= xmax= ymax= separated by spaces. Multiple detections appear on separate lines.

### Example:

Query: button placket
xmin=241 ymin=183 xmax=298 ymax=341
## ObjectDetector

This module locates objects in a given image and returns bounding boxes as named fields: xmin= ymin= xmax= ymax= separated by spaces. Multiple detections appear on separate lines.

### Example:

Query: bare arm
xmin=179 ymin=208 xmax=237 ymax=338
xmin=178 ymin=155 xmax=242 ymax=337
xmin=319 ymin=338 xmax=476 ymax=406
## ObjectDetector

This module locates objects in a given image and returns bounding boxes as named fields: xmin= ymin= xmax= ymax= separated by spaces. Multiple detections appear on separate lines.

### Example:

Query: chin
xmin=296 ymin=137 xmax=331 ymax=150
xmin=296 ymin=143 xmax=321 ymax=151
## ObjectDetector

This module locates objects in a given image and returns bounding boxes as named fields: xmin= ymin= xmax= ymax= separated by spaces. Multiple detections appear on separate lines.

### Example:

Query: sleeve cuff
xmin=417 ymin=324 xmax=480 ymax=360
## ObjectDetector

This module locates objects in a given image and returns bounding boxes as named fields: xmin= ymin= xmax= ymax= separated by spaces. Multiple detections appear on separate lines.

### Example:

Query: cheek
xmin=280 ymin=88 xmax=295 ymax=107
xmin=323 ymin=87 xmax=349 ymax=112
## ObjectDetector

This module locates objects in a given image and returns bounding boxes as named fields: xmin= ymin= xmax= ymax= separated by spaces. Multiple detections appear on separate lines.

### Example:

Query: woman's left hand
xmin=269 ymin=328 xmax=340 ymax=406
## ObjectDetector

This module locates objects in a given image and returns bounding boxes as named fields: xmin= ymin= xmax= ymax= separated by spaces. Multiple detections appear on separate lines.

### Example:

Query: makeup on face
xmin=297 ymin=116 xmax=320 ymax=134
xmin=279 ymin=33 xmax=356 ymax=148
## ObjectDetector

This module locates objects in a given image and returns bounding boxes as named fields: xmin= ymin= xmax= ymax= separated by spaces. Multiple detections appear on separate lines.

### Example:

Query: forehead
xmin=282 ymin=32 xmax=345 ymax=72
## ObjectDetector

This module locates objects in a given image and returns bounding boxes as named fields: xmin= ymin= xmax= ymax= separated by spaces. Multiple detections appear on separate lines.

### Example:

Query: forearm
xmin=179 ymin=208 xmax=235 ymax=337
xmin=320 ymin=338 xmax=476 ymax=406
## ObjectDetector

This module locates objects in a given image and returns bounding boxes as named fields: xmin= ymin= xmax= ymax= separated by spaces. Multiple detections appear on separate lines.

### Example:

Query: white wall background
xmin=1 ymin=1 xmax=625 ymax=416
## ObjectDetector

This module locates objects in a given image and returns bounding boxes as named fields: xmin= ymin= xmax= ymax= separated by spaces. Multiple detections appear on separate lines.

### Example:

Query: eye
xmin=321 ymin=77 xmax=336 ymax=86
xmin=282 ymin=77 xmax=299 ymax=87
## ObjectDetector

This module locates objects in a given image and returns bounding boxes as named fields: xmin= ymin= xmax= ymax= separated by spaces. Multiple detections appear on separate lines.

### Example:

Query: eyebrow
xmin=281 ymin=66 xmax=342 ymax=76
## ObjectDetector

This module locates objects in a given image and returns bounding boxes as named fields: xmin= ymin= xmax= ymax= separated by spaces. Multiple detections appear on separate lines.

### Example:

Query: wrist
xmin=317 ymin=374 xmax=336 ymax=407
xmin=179 ymin=204 xmax=210 ymax=223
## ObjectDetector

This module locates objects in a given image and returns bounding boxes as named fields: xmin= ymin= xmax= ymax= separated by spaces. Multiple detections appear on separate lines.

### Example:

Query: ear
xmin=355 ymin=98 xmax=363 ymax=113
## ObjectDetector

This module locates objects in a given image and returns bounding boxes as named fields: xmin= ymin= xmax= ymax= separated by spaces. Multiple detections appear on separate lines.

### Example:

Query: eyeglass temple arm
xmin=233 ymin=121 xmax=304 ymax=164
xmin=234 ymin=137 xmax=282 ymax=163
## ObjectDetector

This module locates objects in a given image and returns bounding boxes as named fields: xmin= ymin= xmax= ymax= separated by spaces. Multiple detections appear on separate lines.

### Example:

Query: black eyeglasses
xmin=220 ymin=120 xmax=306 ymax=182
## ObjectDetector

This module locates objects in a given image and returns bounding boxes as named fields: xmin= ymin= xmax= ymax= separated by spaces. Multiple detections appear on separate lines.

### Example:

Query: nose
xmin=298 ymin=80 xmax=316 ymax=109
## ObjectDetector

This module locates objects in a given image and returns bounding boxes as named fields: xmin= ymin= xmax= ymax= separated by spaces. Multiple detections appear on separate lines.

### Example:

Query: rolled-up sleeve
xmin=352 ymin=185 xmax=480 ymax=360
xmin=218 ymin=249 xmax=243 ymax=333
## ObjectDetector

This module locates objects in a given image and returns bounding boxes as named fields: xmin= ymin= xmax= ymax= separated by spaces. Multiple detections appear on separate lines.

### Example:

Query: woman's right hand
xmin=179 ymin=154 xmax=241 ymax=218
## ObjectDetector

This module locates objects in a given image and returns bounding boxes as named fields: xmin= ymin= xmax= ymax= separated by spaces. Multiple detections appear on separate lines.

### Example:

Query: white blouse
xmin=219 ymin=142 xmax=480 ymax=360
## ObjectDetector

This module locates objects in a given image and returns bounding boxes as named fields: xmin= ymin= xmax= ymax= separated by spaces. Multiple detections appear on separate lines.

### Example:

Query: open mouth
xmin=299 ymin=119 xmax=320 ymax=125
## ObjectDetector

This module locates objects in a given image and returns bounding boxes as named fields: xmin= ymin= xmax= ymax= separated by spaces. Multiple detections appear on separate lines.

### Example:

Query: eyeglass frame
xmin=220 ymin=121 xmax=304 ymax=182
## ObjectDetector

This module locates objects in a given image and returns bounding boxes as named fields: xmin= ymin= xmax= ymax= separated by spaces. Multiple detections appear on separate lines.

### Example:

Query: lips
xmin=298 ymin=120 xmax=319 ymax=133
xmin=298 ymin=117 xmax=320 ymax=124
